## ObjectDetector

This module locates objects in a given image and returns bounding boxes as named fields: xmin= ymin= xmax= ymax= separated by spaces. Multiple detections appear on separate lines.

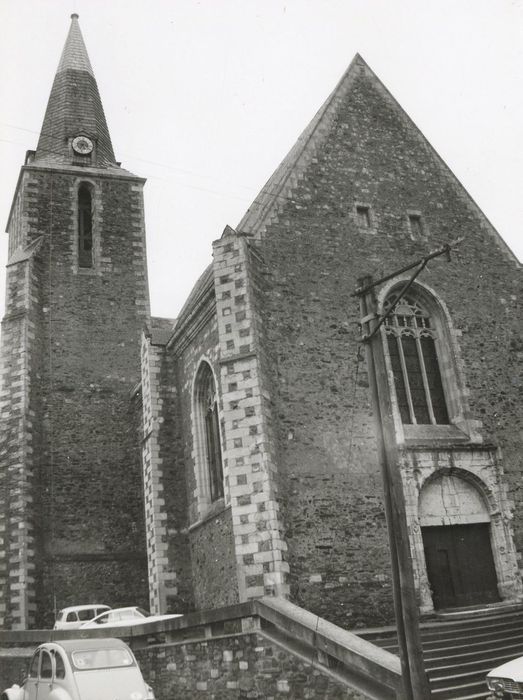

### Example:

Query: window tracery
xmin=384 ymin=293 xmax=449 ymax=425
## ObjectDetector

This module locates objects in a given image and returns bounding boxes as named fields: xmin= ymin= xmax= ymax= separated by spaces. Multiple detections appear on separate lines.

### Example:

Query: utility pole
xmin=358 ymin=277 xmax=430 ymax=700
xmin=353 ymin=241 xmax=461 ymax=699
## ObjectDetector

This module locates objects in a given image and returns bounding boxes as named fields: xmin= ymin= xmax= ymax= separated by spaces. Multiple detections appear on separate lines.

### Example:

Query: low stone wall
xmin=135 ymin=633 xmax=367 ymax=699
xmin=0 ymin=598 xmax=402 ymax=699
xmin=0 ymin=648 xmax=32 ymax=688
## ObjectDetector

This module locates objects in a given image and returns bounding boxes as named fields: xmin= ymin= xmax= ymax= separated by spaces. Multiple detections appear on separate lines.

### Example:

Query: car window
xmin=66 ymin=611 xmax=77 ymax=622
xmin=96 ymin=606 xmax=109 ymax=616
xmin=54 ymin=651 xmax=66 ymax=680
xmin=40 ymin=650 xmax=53 ymax=680
xmin=78 ymin=609 xmax=95 ymax=620
xmin=72 ymin=648 xmax=134 ymax=670
xmin=28 ymin=651 xmax=39 ymax=678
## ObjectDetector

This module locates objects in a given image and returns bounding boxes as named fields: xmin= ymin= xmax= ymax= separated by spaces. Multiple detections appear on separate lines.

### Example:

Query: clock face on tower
xmin=72 ymin=135 xmax=94 ymax=155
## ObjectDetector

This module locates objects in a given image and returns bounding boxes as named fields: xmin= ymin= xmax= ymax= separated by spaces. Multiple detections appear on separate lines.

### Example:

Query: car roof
xmin=59 ymin=604 xmax=110 ymax=612
xmin=42 ymin=638 xmax=129 ymax=652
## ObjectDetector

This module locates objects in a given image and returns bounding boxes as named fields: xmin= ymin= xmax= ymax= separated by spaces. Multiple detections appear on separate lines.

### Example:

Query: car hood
xmin=74 ymin=667 xmax=148 ymax=699
xmin=487 ymin=657 xmax=523 ymax=681
xmin=81 ymin=613 xmax=182 ymax=628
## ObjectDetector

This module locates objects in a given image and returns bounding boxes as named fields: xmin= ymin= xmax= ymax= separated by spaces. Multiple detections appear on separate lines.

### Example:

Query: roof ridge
xmin=236 ymin=54 xmax=366 ymax=239
xmin=235 ymin=54 xmax=519 ymax=265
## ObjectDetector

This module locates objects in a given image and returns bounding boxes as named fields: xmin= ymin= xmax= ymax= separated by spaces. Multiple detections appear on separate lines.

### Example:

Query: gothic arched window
xmin=78 ymin=183 xmax=93 ymax=268
xmin=194 ymin=362 xmax=224 ymax=504
xmin=384 ymin=292 xmax=449 ymax=425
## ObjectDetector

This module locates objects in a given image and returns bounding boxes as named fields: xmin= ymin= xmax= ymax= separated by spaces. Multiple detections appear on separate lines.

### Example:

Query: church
xmin=0 ymin=14 xmax=521 ymax=636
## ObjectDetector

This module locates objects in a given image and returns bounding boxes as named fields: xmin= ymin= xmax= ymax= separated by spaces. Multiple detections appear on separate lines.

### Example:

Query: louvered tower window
xmin=78 ymin=184 xmax=93 ymax=268
xmin=195 ymin=363 xmax=224 ymax=502
xmin=384 ymin=293 xmax=449 ymax=425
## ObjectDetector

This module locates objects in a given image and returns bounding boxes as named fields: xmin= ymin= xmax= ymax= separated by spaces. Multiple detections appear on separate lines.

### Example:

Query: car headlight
xmin=486 ymin=677 xmax=506 ymax=696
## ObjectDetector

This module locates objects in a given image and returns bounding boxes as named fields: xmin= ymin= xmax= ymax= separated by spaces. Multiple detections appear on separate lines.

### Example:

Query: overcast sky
xmin=0 ymin=0 xmax=521 ymax=319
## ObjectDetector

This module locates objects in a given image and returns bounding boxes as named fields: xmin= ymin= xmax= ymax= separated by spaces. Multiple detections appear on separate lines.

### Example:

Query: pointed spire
xmin=34 ymin=14 xmax=116 ymax=167
xmin=56 ymin=14 xmax=94 ymax=76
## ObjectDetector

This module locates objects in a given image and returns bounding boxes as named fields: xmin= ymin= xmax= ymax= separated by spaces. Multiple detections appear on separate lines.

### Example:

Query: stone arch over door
xmin=418 ymin=471 xmax=500 ymax=610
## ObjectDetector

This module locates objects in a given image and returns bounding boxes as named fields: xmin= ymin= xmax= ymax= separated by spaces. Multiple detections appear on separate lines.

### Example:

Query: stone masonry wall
xmin=212 ymin=231 xmax=290 ymax=602
xmin=0 ymin=248 xmax=42 ymax=629
xmin=136 ymin=633 xmax=367 ymax=700
xmin=188 ymin=505 xmax=238 ymax=609
xmin=0 ymin=638 xmax=367 ymax=700
xmin=1 ymin=166 xmax=151 ymax=627
xmin=141 ymin=332 xmax=194 ymax=615
xmin=174 ymin=288 xmax=240 ymax=609
xmin=244 ymin=65 xmax=521 ymax=626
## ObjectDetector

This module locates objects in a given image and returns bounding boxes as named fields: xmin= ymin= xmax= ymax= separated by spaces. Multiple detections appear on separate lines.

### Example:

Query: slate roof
xmin=34 ymin=14 xmax=116 ymax=168
xmin=150 ymin=316 xmax=177 ymax=346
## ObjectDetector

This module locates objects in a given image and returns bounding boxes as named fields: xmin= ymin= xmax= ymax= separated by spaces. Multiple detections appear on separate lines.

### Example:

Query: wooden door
xmin=422 ymin=523 xmax=499 ymax=609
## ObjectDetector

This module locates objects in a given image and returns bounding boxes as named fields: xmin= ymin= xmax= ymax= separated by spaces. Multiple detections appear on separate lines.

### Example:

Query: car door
xmin=50 ymin=649 xmax=73 ymax=699
xmin=35 ymin=649 xmax=53 ymax=700
xmin=24 ymin=650 xmax=40 ymax=700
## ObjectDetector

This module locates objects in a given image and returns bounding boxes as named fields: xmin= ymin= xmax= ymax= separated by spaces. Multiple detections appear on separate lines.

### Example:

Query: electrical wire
xmin=0 ymin=122 xmax=301 ymax=211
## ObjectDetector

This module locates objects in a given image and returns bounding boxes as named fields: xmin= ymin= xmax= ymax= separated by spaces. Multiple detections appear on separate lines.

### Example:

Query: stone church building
xmin=0 ymin=15 xmax=521 ymax=632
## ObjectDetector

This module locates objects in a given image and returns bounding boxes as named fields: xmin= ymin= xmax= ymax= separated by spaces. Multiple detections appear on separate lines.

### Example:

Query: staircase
xmin=357 ymin=605 xmax=523 ymax=699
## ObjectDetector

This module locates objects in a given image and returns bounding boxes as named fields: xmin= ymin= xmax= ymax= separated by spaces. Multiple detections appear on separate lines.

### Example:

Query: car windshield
xmin=71 ymin=648 xmax=134 ymax=670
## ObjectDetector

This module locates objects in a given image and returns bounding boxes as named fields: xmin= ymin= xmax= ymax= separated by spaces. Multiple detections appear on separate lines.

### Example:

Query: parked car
xmin=53 ymin=604 xmax=111 ymax=630
xmin=486 ymin=655 xmax=523 ymax=698
xmin=80 ymin=606 xmax=182 ymax=628
xmin=1 ymin=638 xmax=155 ymax=700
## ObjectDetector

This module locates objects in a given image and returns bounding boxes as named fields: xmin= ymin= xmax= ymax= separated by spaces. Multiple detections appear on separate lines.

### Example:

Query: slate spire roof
xmin=34 ymin=13 xmax=116 ymax=167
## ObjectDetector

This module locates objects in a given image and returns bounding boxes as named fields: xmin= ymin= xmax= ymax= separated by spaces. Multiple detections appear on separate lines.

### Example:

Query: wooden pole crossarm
xmin=352 ymin=237 xmax=464 ymax=298
xmin=361 ymin=259 xmax=427 ymax=342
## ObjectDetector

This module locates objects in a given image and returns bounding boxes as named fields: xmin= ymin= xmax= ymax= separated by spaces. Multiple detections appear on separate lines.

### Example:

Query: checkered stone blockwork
xmin=213 ymin=230 xmax=290 ymax=601
xmin=0 ymin=249 xmax=41 ymax=629
xmin=141 ymin=334 xmax=178 ymax=614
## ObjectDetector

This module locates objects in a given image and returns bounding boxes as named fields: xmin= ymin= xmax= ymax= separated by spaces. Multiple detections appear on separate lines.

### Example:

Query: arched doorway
xmin=420 ymin=473 xmax=500 ymax=609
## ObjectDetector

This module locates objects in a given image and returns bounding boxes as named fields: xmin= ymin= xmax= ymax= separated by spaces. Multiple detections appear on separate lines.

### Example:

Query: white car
xmin=486 ymin=655 xmax=523 ymax=698
xmin=80 ymin=606 xmax=182 ymax=629
xmin=1 ymin=638 xmax=154 ymax=700
xmin=53 ymin=605 xmax=111 ymax=630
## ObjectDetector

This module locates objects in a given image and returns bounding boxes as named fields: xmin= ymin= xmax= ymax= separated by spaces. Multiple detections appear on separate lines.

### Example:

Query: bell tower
xmin=0 ymin=15 xmax=150 ymax=628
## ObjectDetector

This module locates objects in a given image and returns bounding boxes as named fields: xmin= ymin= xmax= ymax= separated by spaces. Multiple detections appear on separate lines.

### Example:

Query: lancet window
xmin=78 ymin=184 xmax=93 ymax=268
xmin=195 ymin=362 xmax=224 ymax=503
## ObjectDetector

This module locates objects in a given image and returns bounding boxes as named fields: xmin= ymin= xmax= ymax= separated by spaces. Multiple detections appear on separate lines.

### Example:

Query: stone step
xmin=424 ymin=637 xmax=523 ymax=666
xmin=356 ymin=605 xmax=523 ymax=699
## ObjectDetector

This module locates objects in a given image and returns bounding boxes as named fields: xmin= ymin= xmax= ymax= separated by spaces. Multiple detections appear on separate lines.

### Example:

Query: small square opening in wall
xmin=408 ymin=212 xmax=424 ymax=239
xmin=355 ymin=204 xmax=372 ymax=230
